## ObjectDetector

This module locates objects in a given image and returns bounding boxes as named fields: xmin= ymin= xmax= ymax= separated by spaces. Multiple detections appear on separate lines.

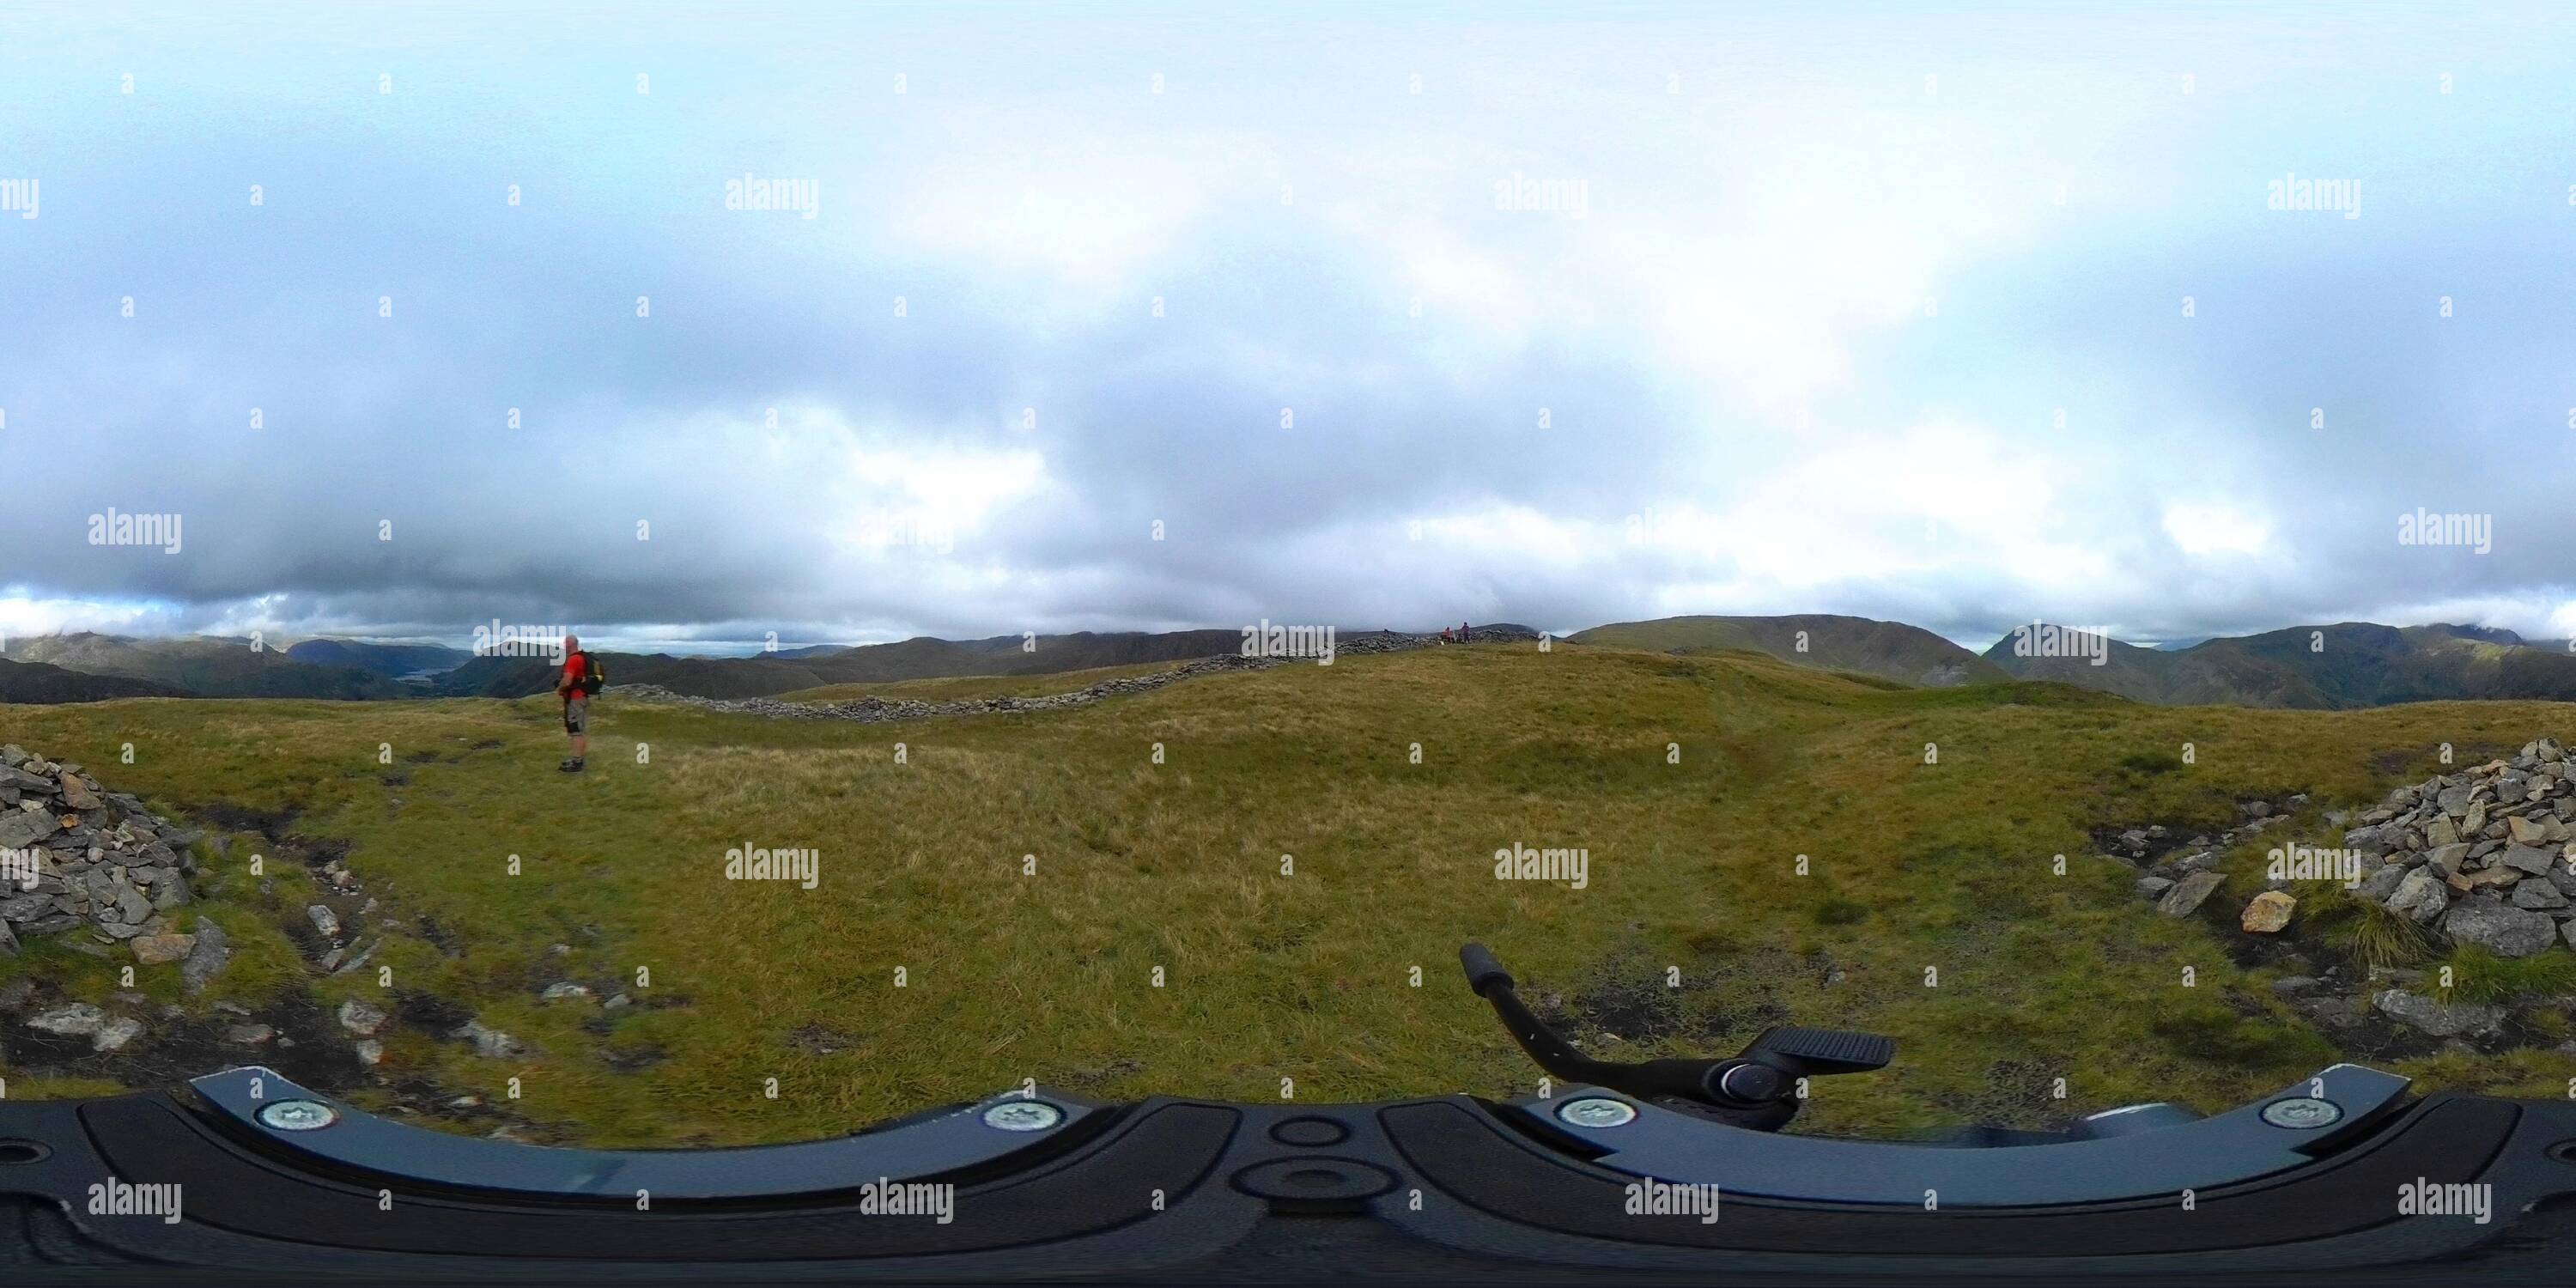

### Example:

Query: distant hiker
xmin=1441 ymin=628 xmax=1453 ymax=643
xmin=556 ymin=635 xmax=605 ymax=773
xmin=1461 ymin=621 xmax=1473 ymax=643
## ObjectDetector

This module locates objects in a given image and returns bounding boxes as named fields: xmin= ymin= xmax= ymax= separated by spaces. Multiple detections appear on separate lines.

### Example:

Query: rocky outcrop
xmin=0 ymin=744 xmax=210 ymax=965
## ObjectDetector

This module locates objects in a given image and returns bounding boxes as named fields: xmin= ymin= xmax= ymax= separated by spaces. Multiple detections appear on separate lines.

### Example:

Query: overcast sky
xmin=5 ymin=2 xmax=2574 ymax=653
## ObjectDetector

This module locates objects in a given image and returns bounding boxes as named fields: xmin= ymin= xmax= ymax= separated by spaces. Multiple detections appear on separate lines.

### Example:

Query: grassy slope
xmin=775 ymin=660 xmax=1195 ymax=703
xmin=4 ymin=642 xmax=2573 ymax=1147
xmin=1572 ymin=615 xmax=2011 ymax=687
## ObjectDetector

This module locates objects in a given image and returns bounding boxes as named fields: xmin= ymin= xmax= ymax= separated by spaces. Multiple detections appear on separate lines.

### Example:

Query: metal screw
xmin=258 ymin=1099 xmax=339 ymax=1132
xmin=2261 ymin=1097 xmax=2342 ymax=1129
xmin=982 ymin=1101 xmax=1063 ymax=1132
xmin=1557 ymin=1097 xmax=1637 ymax=1128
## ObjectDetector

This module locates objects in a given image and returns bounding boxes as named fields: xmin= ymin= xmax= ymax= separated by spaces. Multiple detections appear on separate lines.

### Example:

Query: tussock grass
xmin=2433 ymin=945 xmax=2576 ymax=1005
xmin=2305 ymin=886 xmax=2433 ymax=972
xmin=3 ymin=645 xmax=2573 ymax=1146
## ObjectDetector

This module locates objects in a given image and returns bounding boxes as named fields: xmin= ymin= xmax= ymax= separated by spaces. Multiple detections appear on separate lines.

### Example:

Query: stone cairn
xmin=0 ymin=744 xmax=228 ymax=987
xmin=2111 ymin=738 xmax=2576 ymax=959
xmin=2330 ymin=738 xmax=2576 ymax=958
xmin=619 ymin=627 xmax=1545 ymax=724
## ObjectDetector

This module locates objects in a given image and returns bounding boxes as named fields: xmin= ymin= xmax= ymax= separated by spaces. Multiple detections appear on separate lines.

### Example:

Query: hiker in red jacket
xmin=555 ymin=635 xmax=599 ymax=773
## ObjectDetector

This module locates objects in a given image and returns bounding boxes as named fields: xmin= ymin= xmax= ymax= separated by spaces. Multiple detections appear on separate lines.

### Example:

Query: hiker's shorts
xmin=562 ymin=698 xmax=589 ymax=735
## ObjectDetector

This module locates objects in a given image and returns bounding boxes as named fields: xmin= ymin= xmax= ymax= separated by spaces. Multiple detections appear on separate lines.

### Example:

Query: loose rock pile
xmin=0 ymin=744 xmax=228 ymax=988
xmin=2336 ymin=738 xmax=2576 ymax=958
xmin=2107 ymin=793 xmax=2306 ymax=920
xmin=619 ymin=627 xmax=1546 ymax=723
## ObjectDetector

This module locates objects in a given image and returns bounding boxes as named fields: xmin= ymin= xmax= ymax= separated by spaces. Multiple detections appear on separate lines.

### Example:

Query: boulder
xmin=0 ymin=811 xmax=58 ymax=850
xmin=2373 ymin=989 xmax=2506 ymax=1039
xmin=130 ymin=933 xmax=194 ymax=965
xmin=180 ymin=918 xmax=230 ymax=993
xmin=2500 ymin=844 xmax=2560 ymax=876
xmin=2439 ymin=898 xmax=2559 ymax=958
xmin=2356 ymin=863 xmax=2409 ymax=902
xmin=307 ymin=905 xmax=341 ymax=941
xmin=2156 ymin=871 xmax=2226 ymax=917
xmin=2386 ymin=868 xmax=2452 ymax=923
xmin=2513 ymin=880 xmax=2570 ymax=911
xmin=2241 ymin=891 xmax=2296 ymax=933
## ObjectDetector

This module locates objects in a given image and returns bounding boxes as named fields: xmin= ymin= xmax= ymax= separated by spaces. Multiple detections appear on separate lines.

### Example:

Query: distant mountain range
xmin=10 ymin=616 xmax=2576 ymax=709
xmin=1978 ymin=621 xmax=2576 ymax=708
xmin=0 ymin=656 xmax=190 ymax=703
xmin=2 ymin=634 xmax=408 ymax=700
xmin=420 ymin=630 xmax=1256 ymax=700
xmin=1569 ymin=615 xmax=2011 ymax=688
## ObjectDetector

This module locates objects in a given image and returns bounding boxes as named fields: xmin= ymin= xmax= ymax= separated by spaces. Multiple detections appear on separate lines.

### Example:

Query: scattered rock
xmin=26 ymin=1003 xmax=106 ymax=1037
xmin=2241 ymin=890 xmax=2296 ymax=933
xmin=2155 ymin=871 xmax=2226 ymax=917
xmin=354 ymin=1039 xmax=385 ymax=1066
xmin=2373 ymin=989 xmax=2506 ymax=1039
xmin=222 ymin=1024 xmax=276 ymax=1045
xmin=540 ymin=982 xmax=592 ymax=1001
xmin=307 ymin=905 xmax=341 ymax=941
xmin=130 ymin=933 xmax=194 ymax=965
xmin=337 ymin=999 xmax=388 ymax=1036
xmin=180 ymin=918 xmax=231 ymax=993
xmin=453 ymin=1019 xmax=528 ymax=1059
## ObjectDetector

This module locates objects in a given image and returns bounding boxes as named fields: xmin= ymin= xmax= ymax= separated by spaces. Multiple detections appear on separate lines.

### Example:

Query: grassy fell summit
xmin=9 ymin=636 xmax=2576 ymax=1150
xmin=1571 ymin=614 xmax=2010 ymax=689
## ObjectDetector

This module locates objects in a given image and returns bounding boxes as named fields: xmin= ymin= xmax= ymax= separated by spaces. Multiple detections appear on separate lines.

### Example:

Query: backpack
xmin=574 ymin=653 xmax=605 ymax=697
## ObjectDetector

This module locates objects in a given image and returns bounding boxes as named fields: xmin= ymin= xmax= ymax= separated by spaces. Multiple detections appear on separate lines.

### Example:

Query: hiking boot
xmin=558 ymin=758 xmax=585 ymax=773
